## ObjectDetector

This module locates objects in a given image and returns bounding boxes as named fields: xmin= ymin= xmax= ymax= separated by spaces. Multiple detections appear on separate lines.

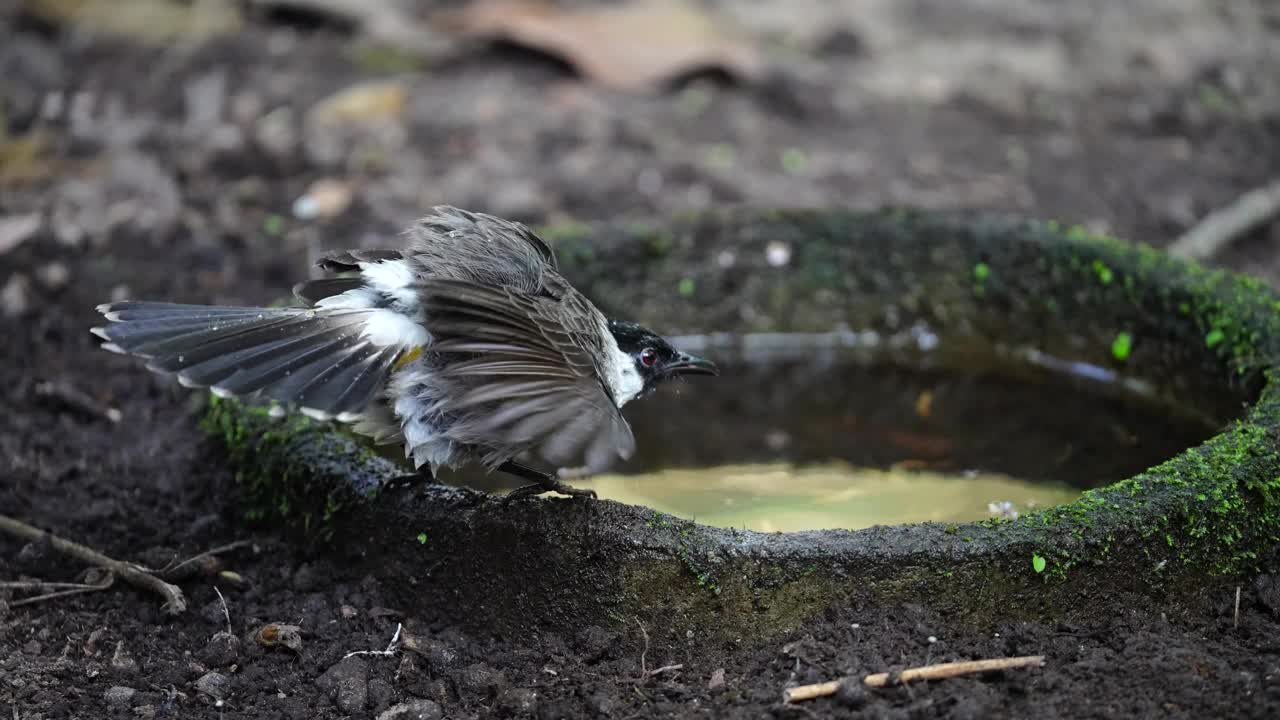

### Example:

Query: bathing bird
xmin=92 ymin=206 xmax=718 ymax=499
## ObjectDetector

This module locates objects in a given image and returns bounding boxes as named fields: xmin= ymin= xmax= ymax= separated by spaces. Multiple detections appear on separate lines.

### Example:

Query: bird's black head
xmin=607 ymin=320 xmax=718 ymax=400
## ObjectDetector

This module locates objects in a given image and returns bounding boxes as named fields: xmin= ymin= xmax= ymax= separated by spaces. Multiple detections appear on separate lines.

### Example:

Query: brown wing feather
xmin=418 ymin=279 xmax=634 ymax=472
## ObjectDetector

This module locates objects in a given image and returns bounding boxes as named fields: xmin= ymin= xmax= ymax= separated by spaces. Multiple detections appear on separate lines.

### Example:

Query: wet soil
xmin=3 ymin=1 xmax=1280 ymax=717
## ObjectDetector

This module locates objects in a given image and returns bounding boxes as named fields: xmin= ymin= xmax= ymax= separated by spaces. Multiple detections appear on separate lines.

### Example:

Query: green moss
xmin=201 ymin=396 xmax=393 ymax=547
xmin=1111 ymin=332 xmax=1133 ymax=362
xmin=1091 ymin=259 xmax=1114 ymax=285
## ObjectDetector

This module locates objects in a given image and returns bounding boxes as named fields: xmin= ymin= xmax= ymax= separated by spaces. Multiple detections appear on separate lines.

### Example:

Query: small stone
xmin=104 ymin=685 xmax=137 ymax=707
xmin=405 ymin=635 xmax=459 ymax=672
xmin=368 ymin=678 xmax=395 ymax=712
xmin=317 ymin=656 xmax=369 ymax=714
xmin=708 ymin=668 xmax=726 ymax=691
xmin=765 ymin=241 xmax=791 ymax=267
xmin=341 ymin=605 xmax=359 ymax=619
xmin=376 ymin=699 xmax=443 ymax=720
xmin=574 ymin=626 xmax=619 ymax=662
xmin=133 ymin=704 xmax=157 ymax=719
xmin=22 ymin=639 xmax=41 ymax=655
xmin=200 ymin=631 xmax=241 ymax=667
xmin=36 ymin=261 xmax=69 ymax=291
xmin=84 ymin=627 xmax=108 ymax=656
xmin=0 ymin=213 xmax=41 ymax=255
xmin=586 ymin=692 xmax=617 ymax=716
xmin=835 ymin=680 xmax=867 ymax=708
xmin=1 ymin=273 xmax=30 ymax=317
xmin=456 ymin=662 xmax=507 ymax=698
xmin=1256 ymin=574 xmax=1280 ymax=616
xmin=291 ymin=563 xmax=320 ymax=592
xmin=111 ymin=641 xmax=140 ymax=674
xmin=195 ymin=671 xmax=231 ymax=701
xmin=497 ymin=687 xmax=537 ymax=715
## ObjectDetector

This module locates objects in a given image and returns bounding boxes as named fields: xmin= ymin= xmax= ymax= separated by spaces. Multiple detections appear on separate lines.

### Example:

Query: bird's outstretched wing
xmin=296 ymin=206 xmax=559 ymax=305
xmin=417 ymin=278 xmax=635 ymax=474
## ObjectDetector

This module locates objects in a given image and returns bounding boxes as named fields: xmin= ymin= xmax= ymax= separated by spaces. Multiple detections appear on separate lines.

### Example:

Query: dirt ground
xmin=3 ymin=0 xmax=1280 ymax=717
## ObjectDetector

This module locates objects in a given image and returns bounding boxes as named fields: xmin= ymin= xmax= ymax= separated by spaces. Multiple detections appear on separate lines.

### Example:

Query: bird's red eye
xmin=639 ymin=348 xmax=658 ymax=367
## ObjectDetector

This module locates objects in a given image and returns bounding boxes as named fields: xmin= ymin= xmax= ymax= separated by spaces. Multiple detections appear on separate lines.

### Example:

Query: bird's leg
xmin=498 ymin=460 xmax=597 ymax=501
xmin=388 ymin=466 xmax=435 ymax=489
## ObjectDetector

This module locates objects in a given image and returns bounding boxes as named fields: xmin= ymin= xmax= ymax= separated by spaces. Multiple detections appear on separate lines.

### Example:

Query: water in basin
xmin=439 ymin=331 xmax=1236 ymax=531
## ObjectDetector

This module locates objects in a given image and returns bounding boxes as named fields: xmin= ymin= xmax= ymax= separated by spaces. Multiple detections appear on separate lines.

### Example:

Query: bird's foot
xmin=386 ymin=469 xmax=434 ymax=490
xmin=498 ymin=461 xmax=597 ymax=502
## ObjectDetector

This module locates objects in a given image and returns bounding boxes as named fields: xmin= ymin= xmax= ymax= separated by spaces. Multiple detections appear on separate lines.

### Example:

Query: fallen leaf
xmin=440 ymin=0 xmax=764 ymax=93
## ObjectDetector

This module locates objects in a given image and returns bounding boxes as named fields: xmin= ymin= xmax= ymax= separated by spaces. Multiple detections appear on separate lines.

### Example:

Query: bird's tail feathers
xmin=93 ymin=301 xmax=413 ymax=420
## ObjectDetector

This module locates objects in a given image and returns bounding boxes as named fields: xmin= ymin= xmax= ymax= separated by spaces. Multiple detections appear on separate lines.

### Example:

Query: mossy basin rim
xmin=204 ymin=208 xmax=1280 ymax=642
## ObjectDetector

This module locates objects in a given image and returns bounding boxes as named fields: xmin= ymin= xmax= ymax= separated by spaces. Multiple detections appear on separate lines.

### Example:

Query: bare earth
xmin=2 ymin=1 xmax=1279 ymax=717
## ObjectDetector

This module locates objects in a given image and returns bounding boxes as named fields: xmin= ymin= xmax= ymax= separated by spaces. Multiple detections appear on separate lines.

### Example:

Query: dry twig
xmin=1234 ymin=585 xmax=1242 ymax=629
xmin=214 ymin=585 xmax=232 ymax=634
xmin=782 ymin=655 xmax=1045 ymax=703
xmin=0 ymin=514 xmax=187 ymax=614
xmin=1168 ymin=178 xmax=1280 ymax=261
xmin=158 ymin=540 xmax=253 ymax=580
xmin=6 ymin=574 xmax=115 ymax=608
xmin=344 ymin=623 xmax=403 ymax=659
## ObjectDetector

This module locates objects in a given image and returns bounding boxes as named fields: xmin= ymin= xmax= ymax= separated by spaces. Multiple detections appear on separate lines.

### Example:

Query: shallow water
xmin=440 ymin=332 xmax=1238 ymax=530
xmin=572 ymin=462 xmax=1082 ymax=532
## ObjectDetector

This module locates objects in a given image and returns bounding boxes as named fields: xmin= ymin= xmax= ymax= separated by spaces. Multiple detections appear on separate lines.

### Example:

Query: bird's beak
xmin=666 ymin=352 xmax=719 ymax=377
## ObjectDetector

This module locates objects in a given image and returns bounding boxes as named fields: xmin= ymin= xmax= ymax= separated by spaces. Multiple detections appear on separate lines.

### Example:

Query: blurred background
xmin=2 ymin=0 xmax=1278 ymax=315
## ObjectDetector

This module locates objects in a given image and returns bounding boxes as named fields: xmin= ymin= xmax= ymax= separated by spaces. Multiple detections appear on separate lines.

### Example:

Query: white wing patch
xmin=359 ymin=259 xmax=419 ymax=308
xmin=361 ymin=309 xmax=430 ymax=347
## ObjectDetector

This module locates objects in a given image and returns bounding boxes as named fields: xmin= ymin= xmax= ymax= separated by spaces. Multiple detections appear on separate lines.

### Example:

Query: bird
xmin=92 ymin=206 xmax=718 ymax=500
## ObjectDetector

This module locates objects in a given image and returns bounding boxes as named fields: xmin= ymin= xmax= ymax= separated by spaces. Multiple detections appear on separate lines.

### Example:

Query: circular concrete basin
xmin=204 ymin=209 xmax=1280 ymax=644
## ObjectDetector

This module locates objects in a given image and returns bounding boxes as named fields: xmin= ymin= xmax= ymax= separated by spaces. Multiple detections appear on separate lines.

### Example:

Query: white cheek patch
xmin=602 ymin=334 xmax=644 ymax=407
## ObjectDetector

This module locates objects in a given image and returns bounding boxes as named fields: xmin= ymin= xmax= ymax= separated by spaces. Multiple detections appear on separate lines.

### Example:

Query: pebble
xmin=708 ymin=668 xmax=726 ymax=691
xmin=835 ymin=680 xmax=867 ymax=708
xmin=0 ymin=213 xmax=41 ymax=255
xmin=104 ymin=685 xmax=137 ymax=707
xmin=36 ymin=261 xmax=69 ymax=291
xmin=456 ymin=662 xmax=507 ymax=698
xmin=376 ymin=699 xmax=443 ymax=720
xmin=195 ymin=671 xmax=231 ymax=701
xmin=1 ymin=274 xmax=30 ymax=318
xmin=291 ymin=563 xmax=321 ymax=592
xmin=317 ymin=656 xmax=369 ymax=714
xmin=574 ymin=625 xmax=619 ymax=662
xmin=367 ymin=677 xmax=395 ymax=712
xmin=497 ymin=688 xmax=538 ymax=715
xmin=411 ymin=637 xmax=459 ymax=672
xmin=200 ymin=631 xmax=241 ymax=667
xmin=110 ymin=641 xmax=139 ymax=674
xmin=1256 ymin=574 xmax=1280 ymax=616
